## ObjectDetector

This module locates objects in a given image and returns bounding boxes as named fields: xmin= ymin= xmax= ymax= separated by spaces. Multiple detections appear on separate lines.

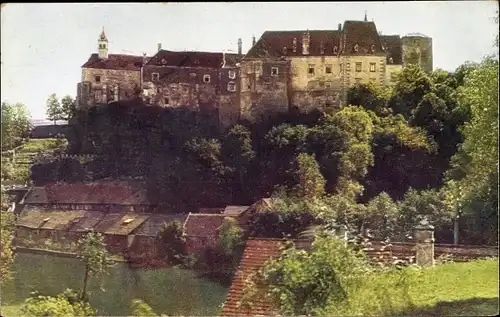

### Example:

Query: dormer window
xmin=389 ymin=57 xmax=394 ymax=64
xmin=282 ymin=46 xmax=287 ymax=55
xmin=354 ymin=44 xmax=359 ymax=52
xmin=152 ymin=73 xmax=159 ymax=81
xmin=333 ymin=46 xmax=338 ymax=54
xmin=292 ymin=38 xmax=297 ymax=53
xmin=370 ymin=45 xmax=375 ymax=53
xmin=227 ymin=81 xmax=236 ymax=92
xmin=320 ymin=42 xmax=325 ymax=55
xmin=161 ymin=58 xmax=167 ymax=65
xmin=271 ymin=67 xmax=279 ymax=76
xmin=203 ymin=74 xmax=211 ymax=83
xmin=194 ymin=60 xmax=200 ymax=65
xmin=228 ymin=70 xmax=236 ymax=79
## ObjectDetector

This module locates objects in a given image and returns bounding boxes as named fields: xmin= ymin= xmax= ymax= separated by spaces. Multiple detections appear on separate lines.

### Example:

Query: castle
xmin=76 ymin=15 xmax=433 ymax=127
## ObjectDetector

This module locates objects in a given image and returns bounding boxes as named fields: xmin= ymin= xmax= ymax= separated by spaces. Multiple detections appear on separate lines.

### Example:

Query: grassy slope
xmin=325 ymin=258 xmax=498 ymax=316
xmin=405 ymin=258 xmax=499 ymax=316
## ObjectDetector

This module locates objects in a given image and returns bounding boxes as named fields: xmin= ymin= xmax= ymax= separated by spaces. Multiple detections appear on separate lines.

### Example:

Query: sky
xmin=1 ymin=2 xmax=498 ymax=119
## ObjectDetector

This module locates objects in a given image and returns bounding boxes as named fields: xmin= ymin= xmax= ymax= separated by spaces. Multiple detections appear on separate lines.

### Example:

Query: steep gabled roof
xmin=222 ymin=238 xmax=313 ymax=316
xmin=246 ymin=30 xmax=341 ymax=58
xmin=223 ymin=206 xmax=250 ymax=216
xmin=82 ymin=53 xmax=144 ymax=71
xmin=146 ymin=50 xmax=240 ymax=68
xmin=341 ymin=20 xmax=384 ymax=55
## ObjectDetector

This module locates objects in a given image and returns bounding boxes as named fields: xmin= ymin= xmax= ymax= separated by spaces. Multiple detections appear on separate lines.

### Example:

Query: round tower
xmin=402 ymin=33 xmax=433 ymax=73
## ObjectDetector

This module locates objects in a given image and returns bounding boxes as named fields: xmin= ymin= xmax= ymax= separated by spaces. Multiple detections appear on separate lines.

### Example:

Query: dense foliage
xmin=157 ymin=220 xmax=188 ymax=264
xmin=0 ymin=190 xmax=15 ymax=281
xmin=30 ymin=58 xmax=498 ymax=244
xmin=1 ymin=102 xmax=32 ymax=151
xmin=218 ymin=217 xmax=244 ymax=257
xmin=20 ymin=289 xmax=96 ymax=317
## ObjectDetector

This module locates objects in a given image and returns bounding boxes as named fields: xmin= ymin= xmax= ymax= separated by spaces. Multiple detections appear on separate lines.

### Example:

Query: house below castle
xmin=76 ymin=16 xmax=432 ymax=126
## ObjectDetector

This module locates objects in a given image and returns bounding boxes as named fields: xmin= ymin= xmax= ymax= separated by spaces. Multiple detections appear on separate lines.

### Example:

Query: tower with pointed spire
xmin=98 ymin=27 xmax=108 ymax=59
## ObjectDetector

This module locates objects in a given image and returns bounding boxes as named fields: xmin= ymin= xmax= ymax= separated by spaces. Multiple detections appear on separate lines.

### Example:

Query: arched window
xmin=333 ymin=46 xmax=338 ymax=54
xmin=354 ymin=44 xmax=359 ymax=52
xmin=370 ymin=44 xmax=375 ymax=53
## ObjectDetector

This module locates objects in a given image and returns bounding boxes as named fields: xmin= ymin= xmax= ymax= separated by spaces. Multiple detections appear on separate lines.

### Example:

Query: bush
xmin=20 ymin=289 xmax=96 ymax=317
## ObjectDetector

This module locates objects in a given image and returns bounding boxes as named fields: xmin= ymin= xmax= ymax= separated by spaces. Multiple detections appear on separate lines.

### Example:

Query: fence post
xmin=414 ymin=218 xmax=435 ymax=267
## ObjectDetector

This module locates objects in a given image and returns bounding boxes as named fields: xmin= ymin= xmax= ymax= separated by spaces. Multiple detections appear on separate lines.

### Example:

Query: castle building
xmin=77 ymin=16 xmax=432 ymax=127
xmin=240 ymin=14 xmax=433 ymax=121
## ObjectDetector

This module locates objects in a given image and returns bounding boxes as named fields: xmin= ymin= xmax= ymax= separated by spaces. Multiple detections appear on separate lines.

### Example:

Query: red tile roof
xmin=221 ymin=238 xmax=286 ymax=316
xmin=22 ymin=183 xmax=153 ymax=206
xmin=247 ymin=30 xmax=341 ymax=58
xmin=146 ymin=50 xmax=240 ymax=68
xmin=183 ymin=213 xmax=236 ymax=238
xmin=82 ymin=53 xmax=144 ymax=71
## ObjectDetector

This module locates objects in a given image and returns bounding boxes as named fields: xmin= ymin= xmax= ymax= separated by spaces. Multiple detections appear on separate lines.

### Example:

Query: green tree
xmin=61 ymin=95 xmax=77 ymax=121
xmin=46 ymin=93 xmax=63 ymax=124
xmin=0 ymin=191 xmax=15 ymax=281
xmin=258 ymin=234 xmax=369 ymax=316
xmin=130 ymin=299 xmax=158 ymax=317
xmin=294 ymin=153 xmax=326 ymax=200
xmin=218 ymin=217 xmax=244 ymax=257
xmin=1 ymin=102 xmax=32 ymax=150
xmin=222 ymin=124 xmax=256 ymax=190
xmin=364 ymin=192 xmax=399 ymax=239
xmin=76 ymin=231 xmax=114 ymax=300
xmin=157 ymin=221 xmax=187 ymax=264
xmin=20 ymin=289 xmax=95 ymax=317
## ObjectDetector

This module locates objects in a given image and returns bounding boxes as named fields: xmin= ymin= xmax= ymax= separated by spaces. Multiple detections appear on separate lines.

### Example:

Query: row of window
xmin=150 ymin=70 xmax=237 ymax=83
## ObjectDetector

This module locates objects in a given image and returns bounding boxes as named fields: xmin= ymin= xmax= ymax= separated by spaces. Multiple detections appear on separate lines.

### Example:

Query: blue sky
xmin=1 ymin=2 xmax=498 ymax=119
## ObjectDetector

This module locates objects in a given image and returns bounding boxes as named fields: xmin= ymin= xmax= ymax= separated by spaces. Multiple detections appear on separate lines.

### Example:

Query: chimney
xmin=238 ymin=38 xmax=242 ymax=55
xmin=338 ymin=23 xmax=342 ymax=31
xmin=302 ymin=30 xmax=310 ymax=55
xmin=252 ymin=35 xmax=256 ymax=46
xmin=157 ymin=43 xmax=162 ymax=52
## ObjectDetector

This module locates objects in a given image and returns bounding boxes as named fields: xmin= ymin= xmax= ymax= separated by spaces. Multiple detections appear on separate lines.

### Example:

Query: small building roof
xmin=183 ymin=213 xmax=234 ymax=238
xmin=16 ymin=210 xmax=87 ymax=230
xmin=221 ymin=238 xmax=312 ymax=316
xmin=223 ymin=206 xmax=250 ymax=216
xmin=94 ymin=212 xmax=149 ymax=236
xmin=69 ymin=210 xmax=106 ymax=232
xmin=22 ymin=182 xmax=154 ymax=206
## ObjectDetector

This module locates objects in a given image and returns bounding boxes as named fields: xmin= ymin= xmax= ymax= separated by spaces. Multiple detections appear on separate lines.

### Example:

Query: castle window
xmin=354 ymin=44 xmax=359 ymax=52
xmin=320 ymin=42 xmax=325 ymax=55
xmin=228 ymin=70 xmax=236 ymax=79
xmin=333 ymin=46 xmax=338 ymax=54
xmin=308 ymin=64 xmax=315 ymax=75
xmin=345 ymin=63 xmax=350 ymax=70
xmin=164 ymin=98 xmax=169 ymax=105
xmin=325 ymin=65 xmax=332 ymax=74
xmin=203 ymin=75 xmax=211 ymax=83
xmin=282 ymin=46 xmax=287 ymax=55
xmin=369 ymin=63 xmax=376 ymax=72
xmin=271 ymin=67 xmax=279 ymax=76
xmin=227 ymin=81 xmax=236 ymax=92
xmin=355 ymin=62 xmax=362 ymax=72
xmin=370 ymin=45 xmax=376 ymax=53
xmin=152 ymin=73 xmax=160 ymax=81
xmin=95 ymin=75 xmax=101 ymax=83
xmin=388 ymin=57 xmax=394 ymax=64
xmin=161 ymin=58 xmax=167 ymax=65
xmin=292 ymin=38 xmax=297 ymax=53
